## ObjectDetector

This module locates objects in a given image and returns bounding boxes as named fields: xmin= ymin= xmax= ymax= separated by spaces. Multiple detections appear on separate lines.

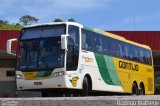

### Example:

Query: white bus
xmin=7 ymin=22 xmax=154 ymax=96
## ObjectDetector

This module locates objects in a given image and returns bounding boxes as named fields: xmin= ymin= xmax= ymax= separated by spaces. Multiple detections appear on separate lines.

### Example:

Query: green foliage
xmin=0 ymin=23 xmax=22 ymax=30
xmin=16 ymin=23 xmax=20 ymax=26
xmin=0 ymin=17 xmax=77 ymax=30
xmin=0 ymin=19 xmax=22 ymax=30
xmin=19 ymin=15 xmax=39 ymax=26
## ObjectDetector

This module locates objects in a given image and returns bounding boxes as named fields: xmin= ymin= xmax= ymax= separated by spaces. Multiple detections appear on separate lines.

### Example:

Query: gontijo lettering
xmin=119 ymin=61 xmax=139 ymax=71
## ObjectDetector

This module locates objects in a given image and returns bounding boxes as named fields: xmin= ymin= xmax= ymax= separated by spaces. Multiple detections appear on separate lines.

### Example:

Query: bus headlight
xmin=16 ymin=74 xmax=23 ymax=79
xmin=53 ymin=71 xmax=65 ymax=77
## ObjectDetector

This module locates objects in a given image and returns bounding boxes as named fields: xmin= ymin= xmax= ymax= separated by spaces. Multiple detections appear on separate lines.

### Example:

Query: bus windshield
xmin=20 ymin=25 xmax=66 ymax=40
xmin=18 ymin=37 xmax=64 ymax=71
xmin=17 ymin=25 xmax=66 ymax=71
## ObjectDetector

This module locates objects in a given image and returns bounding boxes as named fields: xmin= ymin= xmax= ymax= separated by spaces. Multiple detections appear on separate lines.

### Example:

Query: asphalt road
xmin=0 ymin=95 xmax=160 ymax=106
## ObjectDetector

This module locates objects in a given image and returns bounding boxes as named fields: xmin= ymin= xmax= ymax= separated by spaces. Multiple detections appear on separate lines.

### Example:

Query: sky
xmin=0 ymin=0 xmax=160 ymax=31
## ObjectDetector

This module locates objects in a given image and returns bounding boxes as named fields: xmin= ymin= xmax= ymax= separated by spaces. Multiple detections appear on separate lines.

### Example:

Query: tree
xmin=19 ymin=15 xmax=38 ymax=26
xmin=68 ymin=18 xmax=76 ymax=22
xmin=0 ymin=19 xmax=8 ymax=24
xmin=54 ymin=19 xmax=63 ymax=22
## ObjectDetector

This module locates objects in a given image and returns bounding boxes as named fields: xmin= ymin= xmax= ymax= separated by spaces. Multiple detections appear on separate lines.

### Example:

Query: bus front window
xmin=17 ymin=25 xmax=66 ymax=71
xmin=38 ymin=38 xmax=64 ymax=70
xmin=18 ymin=37 xmax=64 ymax=71
xmin=19 ymin=41 xmax=39 ymax=70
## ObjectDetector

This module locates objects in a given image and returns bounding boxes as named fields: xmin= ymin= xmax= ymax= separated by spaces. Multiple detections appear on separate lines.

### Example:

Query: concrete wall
xmin=0 ymin=68 xmax=15 ymax=81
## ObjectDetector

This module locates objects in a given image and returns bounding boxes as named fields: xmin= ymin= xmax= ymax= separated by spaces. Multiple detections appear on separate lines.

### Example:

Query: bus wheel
xmin=81 ymin=77 xmax=89 ymax=96
xmin=139 ymin=83 xmax=145 ymax=95
xmin=132 ymin=82 xmax=138 ymax=95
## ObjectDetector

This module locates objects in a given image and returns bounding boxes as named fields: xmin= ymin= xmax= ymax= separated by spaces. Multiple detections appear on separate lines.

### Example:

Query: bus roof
xmin=23 ymin=22 xmax=151 ymax=50
xmin=104 ymin=31 xmax=151 ymax=50
xmin=23 ymin=22 xmax=83 ymax=28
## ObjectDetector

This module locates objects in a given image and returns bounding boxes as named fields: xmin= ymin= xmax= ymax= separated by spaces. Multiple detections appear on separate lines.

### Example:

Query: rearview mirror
xmin=6 ymin=38 xmax=17 ymax=56
xmin=61 ymin=34 xmax=69 ymax=50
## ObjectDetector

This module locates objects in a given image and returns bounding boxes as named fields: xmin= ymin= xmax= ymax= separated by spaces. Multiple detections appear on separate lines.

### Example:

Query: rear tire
xmin=81 ymin=77 xmax=89 ymax=96
xmin=132 ymin=83 xmax=138 ymax=95
xmin=139 ymin=84 xmax=145 ymax=95
xmin=155 ymin=87 xmax=159 ymax=94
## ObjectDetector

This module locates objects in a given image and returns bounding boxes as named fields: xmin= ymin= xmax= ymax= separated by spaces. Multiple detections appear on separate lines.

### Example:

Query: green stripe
xmin=83 ymin=26 xmax=104 ymax=34
xmin=36 ymin=71 xmax=46 ymax=77
xmin=44 ymin=71 xmax=53 ymax=76
xmin=36 ymin=71 xmax=52 ymax=78
xmin=104 ymin=56 xmax=121 ymax=86
xmin=94 ymin=53 xmax=121 ymax=86
xmin=94 ymin=53 xmax=114 ymax=85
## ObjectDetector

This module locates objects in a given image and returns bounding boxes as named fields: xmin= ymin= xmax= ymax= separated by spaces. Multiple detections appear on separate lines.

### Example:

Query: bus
xmin=7 ymin=22 xmax=154 ymax=96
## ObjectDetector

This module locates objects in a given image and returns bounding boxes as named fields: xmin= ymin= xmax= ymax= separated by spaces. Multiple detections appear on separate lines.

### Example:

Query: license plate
xmin=34 ymin=82 xmax=42 ymax=85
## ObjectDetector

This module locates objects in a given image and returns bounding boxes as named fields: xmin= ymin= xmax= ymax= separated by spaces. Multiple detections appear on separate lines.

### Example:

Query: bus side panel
xmin=81 ymin=51 xmax=124 ymax=93
xmin=113 ymin=58 xmax=154 ymax=94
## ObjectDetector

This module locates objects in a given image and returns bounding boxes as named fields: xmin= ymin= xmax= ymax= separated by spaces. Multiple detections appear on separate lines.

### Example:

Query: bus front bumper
xmin=16 ymin=75 xmax=69 ymax=90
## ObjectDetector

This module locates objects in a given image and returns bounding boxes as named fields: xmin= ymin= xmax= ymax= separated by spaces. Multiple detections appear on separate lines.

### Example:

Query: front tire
xmin=81 ymin=77 xmax=89 ymax=96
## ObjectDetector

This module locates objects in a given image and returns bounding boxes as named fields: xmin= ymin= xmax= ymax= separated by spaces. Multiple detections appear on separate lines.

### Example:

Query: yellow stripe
xmin=103 ymin=32 xmax=151 ymax=50
xmin=85 ymin=60 xmax=93 ymax=62
xmin=23 ymin=72 xmax=37 ymax=80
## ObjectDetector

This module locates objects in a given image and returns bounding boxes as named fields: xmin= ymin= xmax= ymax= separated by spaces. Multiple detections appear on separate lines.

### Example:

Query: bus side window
xmin=143 ymin=50 xmax=147 ymax=64
xmin=82 ymin=29 xmax=95 ymax=52
xmin=107 ymin=39 xmax=112 ymax=55
xmin=140 ymin=49 xmax=144 ymax=63
xmin=95 ymin=34 xmax=102 ymax=53
xmin=134 ymin=47 xmax=139 ymax=62
xmin=107 ymin=38 xmax=115 ymax=56
xmin=111 ymin=40 xmax=120 ymax=57
xmin=128 ymin=44 xmax=134 ymax=60
xmin=116 ymin=41 xmax=121 ymax=57
xmin=145 ymin=51 xmax=148 ymax=64
xmin=88 ymin=32 xmax=95 ymax=51
xmin=119 ymin=43 xmax=123 ymax=58
xmin=82 ymin=32 xmax=88 ymax=49
xmin=120 ymin=43 xmax=127 ymax=59
xmin=82 ymin=29 xmax=90 ymax=50
xmin=137 ymin=49 xmax=140 ymax=62
xmin=125 ymin=45 xmax=129 ymax=59
xmin=102 ymin=37 xmax=109 ymax=55
xmin=145 ymin=50 xmax=152 ymax=65
xmin=148 ymin=51 xmax=152 ymax=65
